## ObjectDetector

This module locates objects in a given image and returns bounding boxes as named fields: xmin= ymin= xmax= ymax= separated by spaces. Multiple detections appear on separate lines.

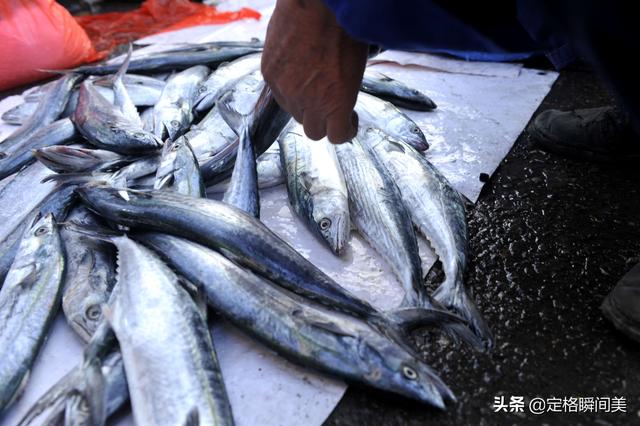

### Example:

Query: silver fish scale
xmin=335 ymin=139 xmax=425 ymax=306
xmin=109 ymin=237 xmax=233 ymax=426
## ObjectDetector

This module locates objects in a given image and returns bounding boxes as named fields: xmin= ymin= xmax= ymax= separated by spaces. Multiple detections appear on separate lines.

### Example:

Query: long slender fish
xmin=34 ymin=146 xmax=136 ymax=174
xmin=0 ymin=185 xmax=76 ymax=286
xmin=73 ymin=82 xmax=162 ymax=154
xmin=72 ymin=46 xmax=262 ymax=75
xmin=152 ymin=65 xmax=210 ymax=141
xmin=60 ymin=207 xmax=117 ymax=342
xmin=193 ymin=52 xmax=262 ymax=114
xmin=136 ymin=232 xmax=457 ymax=409
xmin=0 ymin=74 xmax=80 ymax=152
xmin=0 ymin=214 xmax=65 ymax=412
xmin=108 ymin=236 xmax=234 ymax=426
xmin=360 ymin=127 xmax=492 ymax=347
xmin=76 ymin=185 xmax=379 ymax=320
xmin=361 ymin=70 xmax=437 ymax=111
xmin=335 ymin=138 xmax=426 ymax=307
xmin=355 ymin=92 xmax=429 ymax=151
xmin=154 ymin=138 xmax=205 ymax=198
xmin=279 ymin=122 xmax=350 ymax=255
xmin=0 ymin=118 xmax=78 ymax=181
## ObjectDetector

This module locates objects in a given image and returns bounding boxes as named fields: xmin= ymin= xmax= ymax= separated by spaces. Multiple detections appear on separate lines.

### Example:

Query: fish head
xmin=356 ymin=334 xmax=453 ymax=408
xmin=311 ymin=191 xmax=350 ymax=256
xmin=193 ymin=83 xmax=215 ymax=115
xmin=125 ymin=127 xmax=164 ymax=152
xmin=390 ymin=118 xmax=429 ymax=152
xmin=7 ymin=214 xmax=58 ymax=285
xmin=65 ymin=291 xmax=106 ymax=342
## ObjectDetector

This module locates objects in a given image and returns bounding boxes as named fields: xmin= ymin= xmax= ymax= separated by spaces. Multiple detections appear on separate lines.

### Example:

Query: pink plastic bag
xmin=0 ymin=0 xmax=99 ymax=90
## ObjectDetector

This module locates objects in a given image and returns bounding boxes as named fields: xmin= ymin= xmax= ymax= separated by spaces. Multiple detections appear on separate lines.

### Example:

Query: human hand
xmin=262 ymin=0 xmax=368 ymax=143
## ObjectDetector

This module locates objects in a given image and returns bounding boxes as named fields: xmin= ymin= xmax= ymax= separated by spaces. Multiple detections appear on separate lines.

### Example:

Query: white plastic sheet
xmin=0 ymin=2 xmax=558 ymax=424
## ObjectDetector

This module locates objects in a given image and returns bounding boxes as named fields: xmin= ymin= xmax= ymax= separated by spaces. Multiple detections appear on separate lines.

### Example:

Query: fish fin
xmin=433 ymin=278 xmax=493 ymax=351
xmin=183 ymin=408 xmax=199 ymax=426
xmin=387 ymin=307 xmax=465 ymax=330
xmin=393 ymin=293 xmax=487 ymax=353
xmin=217 ymin=91 xmax=245 ymax=135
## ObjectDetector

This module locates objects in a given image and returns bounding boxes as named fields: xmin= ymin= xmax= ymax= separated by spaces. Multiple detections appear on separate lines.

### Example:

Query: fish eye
xmin=411 ymin=89 xmax=421 ymax=95
xmin=34 ymin=226 xmax=49 ymax=236
xmin=319 ymin=218 xmax=332 ymax=230
xmin=171 ymin=120 xmax=180 ymax=128
xmin=411 ymin=126 xmax=420 ymax=134
xmin=134 ymin=132 xmax=147 ymax=138
xmin=402 ymin=366 xmax=418 ymax=380
xmin=198 ymin=86 xmax=208 ymax=93
xmin=85 ymin=304 xmax=102 ymax=321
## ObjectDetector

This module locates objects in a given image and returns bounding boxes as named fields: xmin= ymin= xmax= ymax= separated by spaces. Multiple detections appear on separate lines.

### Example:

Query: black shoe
xmin=601 ymin=262 xmax=640 ymax=343
xmin=529 ymin=106 xmax=640 ymax=161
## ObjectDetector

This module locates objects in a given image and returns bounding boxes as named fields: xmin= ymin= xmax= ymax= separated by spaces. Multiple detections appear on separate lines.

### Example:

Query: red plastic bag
xmin=75 ymin=0 xmax=261 ymax=60
xmin=0 ymin=0 xmax=99 ymax=91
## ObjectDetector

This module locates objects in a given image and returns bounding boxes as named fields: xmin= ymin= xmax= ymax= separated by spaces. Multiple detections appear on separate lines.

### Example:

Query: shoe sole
xmin=601 ymin=293 xmax=640 ymax=343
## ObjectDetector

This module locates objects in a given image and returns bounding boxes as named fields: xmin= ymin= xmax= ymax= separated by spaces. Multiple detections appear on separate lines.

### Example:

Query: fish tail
xmin=433 ymin=271 xmax=493 ymax=351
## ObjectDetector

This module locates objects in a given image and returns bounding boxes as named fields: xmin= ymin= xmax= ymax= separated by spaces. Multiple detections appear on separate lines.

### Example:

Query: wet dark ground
xmin=327 ymin=68 xmax=640 ymax=425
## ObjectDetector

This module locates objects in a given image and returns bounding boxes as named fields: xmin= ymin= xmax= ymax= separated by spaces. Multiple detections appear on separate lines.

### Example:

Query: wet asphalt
xmin=326 ymin=67 xmax=640 ymax=425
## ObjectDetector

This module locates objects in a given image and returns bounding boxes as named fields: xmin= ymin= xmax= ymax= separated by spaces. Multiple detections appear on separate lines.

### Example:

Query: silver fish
xmin=335 ymin=138 xmax=425 ymax=306
xmin=0 ymin=185 xmax=76 ymax=286
xmin=1 ymin=102 xmax=37 ymax=126
xmin=60 ymin=207 xmax=117 ymax=342
xmin=108 ymin=236 xmax=233 ymax=426
xmin=179 ymin=105 xmax=238 ymax=163
xmin=200 ymin=84 xmax=290 ymax=184
xmin=34 ymin=145 xmax=135 ymax=174
xmin=0 ymin=118 xmax=78 ymax=180
xmin=279 ymin=122 xmax=350 ymax=255
xmin=355 ymin=92 xmax=429 ymax=151
xmin=205 ymin=143 xmax=284 ymax=194
xmin=73 ymin=46 xmax=262 ymax=75
xmin=93 ymin=74 xmax=166 ymax=107
xmin=360 ymin=127 xmax=492 ymax=347
xmin=361 ymin=70 xmax=437 ymax=111
xmin=0 ymin=214 xmax=65 ymax=411
xmin=0 ymin=74 xmax=80 ymax=152
xmin=136 ymin=232 xmax=457 ymax=409
xmin=154 ymin=138 xmax=205 ymax=197
xmin=73 ymin=82 xmax=162 ymax=154
xmin=152 ymin=65 xmax=210 ymax=141
xmin=193 ymin=52 xmax=262 ymax=114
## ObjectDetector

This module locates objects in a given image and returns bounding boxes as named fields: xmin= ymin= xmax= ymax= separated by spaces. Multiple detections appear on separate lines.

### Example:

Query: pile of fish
xmin=0 ymin=40 xmax=492 ymax=424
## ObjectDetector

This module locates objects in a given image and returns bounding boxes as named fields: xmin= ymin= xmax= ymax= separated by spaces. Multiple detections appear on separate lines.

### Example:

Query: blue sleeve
xmin=322 ymin=0 xmax=570 ymax=64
